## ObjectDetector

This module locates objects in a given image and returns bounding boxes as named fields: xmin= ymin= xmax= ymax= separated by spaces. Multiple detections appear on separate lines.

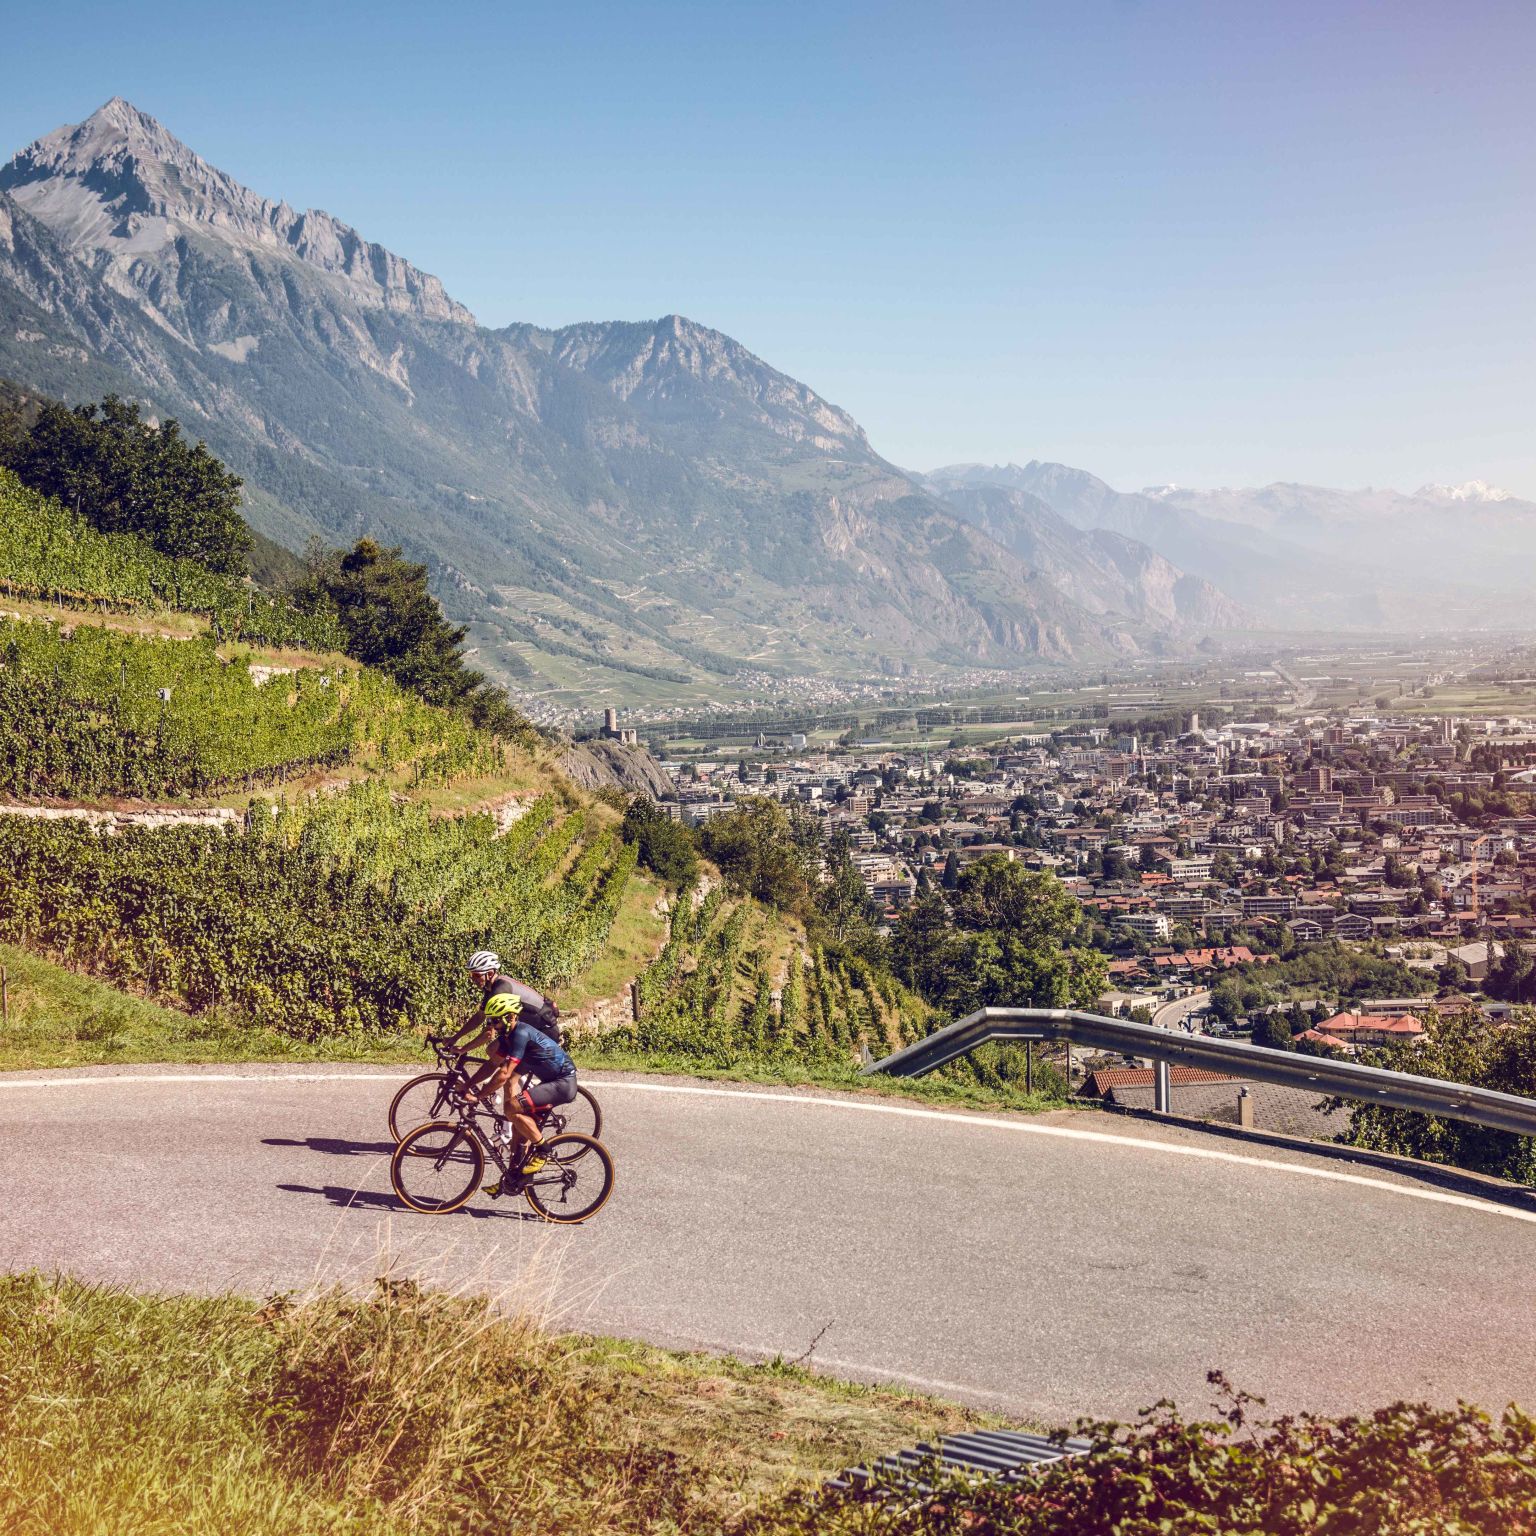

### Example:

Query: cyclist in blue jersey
xmin=452 ymin=952 xmax=579 ymax=1193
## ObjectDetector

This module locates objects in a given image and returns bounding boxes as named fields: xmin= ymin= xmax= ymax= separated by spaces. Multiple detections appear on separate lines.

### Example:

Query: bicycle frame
xmin=426 ymin=1096 xmax=579 ymax=1196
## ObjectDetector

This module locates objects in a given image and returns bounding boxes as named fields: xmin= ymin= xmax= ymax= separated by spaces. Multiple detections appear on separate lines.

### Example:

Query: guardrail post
xmin=1238 ymin=1086 xmax=1253 ymax=1130
xmin=1154 ymin=1058 xmax=1171 ymax=1114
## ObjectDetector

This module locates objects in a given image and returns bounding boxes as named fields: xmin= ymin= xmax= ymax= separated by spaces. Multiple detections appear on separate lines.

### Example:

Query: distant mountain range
xmin=0 ymin=101 xmax=1523 ymax=717
xmin=0 ymin=100 xmax=1253 ymax=712
xmin=926 ymin=462 xmax=1536 ymax=631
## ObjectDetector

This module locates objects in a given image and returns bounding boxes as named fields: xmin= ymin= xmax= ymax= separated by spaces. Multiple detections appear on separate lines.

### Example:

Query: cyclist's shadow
xmin=276 ymin=1183 xmax=545 ymax=1221
xmin=264 ymin=1135 xmax=397 ymax=1157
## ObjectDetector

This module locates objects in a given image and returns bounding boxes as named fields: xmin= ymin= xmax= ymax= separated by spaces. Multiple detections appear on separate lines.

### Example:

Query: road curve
xmin=2 ymin=1065 xmax=1533 ymax=1425
xmin=1151 ymin=990 xmax=1211 ymax=1032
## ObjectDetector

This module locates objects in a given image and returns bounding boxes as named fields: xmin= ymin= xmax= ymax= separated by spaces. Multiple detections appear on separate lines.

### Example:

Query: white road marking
xmin=3 ymin=1069 xmax=1533 ymax=1226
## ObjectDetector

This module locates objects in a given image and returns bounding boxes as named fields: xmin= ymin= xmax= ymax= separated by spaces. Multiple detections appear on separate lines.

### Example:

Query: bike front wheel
xmin=388 ymin=1072 xmax=456 ymax=1142
xmin=391 ymin=1121 xmax=485 ymax=1214
xmin=523 ymin=1134 xmax=615 ymax=1223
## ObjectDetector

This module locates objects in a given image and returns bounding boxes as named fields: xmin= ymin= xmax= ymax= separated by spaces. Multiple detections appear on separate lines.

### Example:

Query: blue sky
xmin=3 ymin=0 xmax=1533 ymax=495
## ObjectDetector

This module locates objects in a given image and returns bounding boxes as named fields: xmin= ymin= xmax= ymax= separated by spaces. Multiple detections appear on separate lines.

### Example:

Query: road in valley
xmin=2 ymin=1065 xmax=1533 ymax=1426
xmin=1151 ymin=990 xmax=1212 ymax=1033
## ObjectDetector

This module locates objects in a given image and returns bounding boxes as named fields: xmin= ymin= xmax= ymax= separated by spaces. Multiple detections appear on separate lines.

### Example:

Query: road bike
xmin=390 ymin=1087 xmax=616 ymax=1222
xmin=388 ymin=1034 xmax=602 ymax=1155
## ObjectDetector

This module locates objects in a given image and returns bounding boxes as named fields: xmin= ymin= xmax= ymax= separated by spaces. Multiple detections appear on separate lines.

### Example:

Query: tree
xmin=816 ymin=833 xmax=876 ymax=947
xmin=7 ymin=395 xmax=251 ymax=574
xmin=888 ymin=891 xmax=965 ymax=1002
xmin=293 ymin=539 xmax=527 ymax=734
xmin=940 ymin=850 xmax=961 ymax=890
xmin=1251 ymin=1012 xmax=1295 ymax=1051
xmin=1335 ymin=1010 xmax=1536 ymax=1184
xmin=1435 ymin=957 xmax=1470 ymax=994
xmin=699 ymin=798 xmax=812 ymax=911
xmin=945 ymin=855 xmax=1108 ymax=1015
xmin=620 ymin=798 xmax=698 ymax=888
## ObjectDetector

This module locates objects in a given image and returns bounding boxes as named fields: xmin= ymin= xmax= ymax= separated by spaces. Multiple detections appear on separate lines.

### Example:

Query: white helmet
xmin=467 ymin=949 xmax=501 ymax=973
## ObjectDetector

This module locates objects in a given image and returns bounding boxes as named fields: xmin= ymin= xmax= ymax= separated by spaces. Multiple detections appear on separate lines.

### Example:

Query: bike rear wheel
xmin=391 ymin=1121 xmax=484 ymax=1213
xmin=540 ymin=1085 xmax=602 ymax=1157
xmin=522 ymin=1134 xmax=615 ymax=1223
xmin=388 ymin=1073 xmax=457 ymax=1142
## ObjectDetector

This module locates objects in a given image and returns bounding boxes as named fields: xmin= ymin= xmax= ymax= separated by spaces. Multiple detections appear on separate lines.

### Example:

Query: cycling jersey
xmin=494 ymin=1017 xmax=575 ymax=1081
xmin=485 ymin=975 xmax=562 ymax=1041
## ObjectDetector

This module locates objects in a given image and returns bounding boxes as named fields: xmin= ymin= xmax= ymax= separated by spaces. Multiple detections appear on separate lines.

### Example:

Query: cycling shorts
xmin=517 ymin=1070 xmax=578 ymax=1116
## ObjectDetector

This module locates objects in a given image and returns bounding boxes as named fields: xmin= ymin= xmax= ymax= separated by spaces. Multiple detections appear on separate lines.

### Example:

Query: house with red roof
xmin=1313 ymin=1011 xmax=1425 ymax=1053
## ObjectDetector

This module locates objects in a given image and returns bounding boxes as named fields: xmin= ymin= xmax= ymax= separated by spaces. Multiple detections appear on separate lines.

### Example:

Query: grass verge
xmin=5 ymin=1274 xmax=1531 ymax=1535
xmin=0 ymin=1272 xmax=1008 ymax=1536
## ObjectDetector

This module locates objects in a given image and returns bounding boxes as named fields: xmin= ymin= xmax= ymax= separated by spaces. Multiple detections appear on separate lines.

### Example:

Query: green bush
xmin=755 ymin=1374 xmax=1536 ymax=1535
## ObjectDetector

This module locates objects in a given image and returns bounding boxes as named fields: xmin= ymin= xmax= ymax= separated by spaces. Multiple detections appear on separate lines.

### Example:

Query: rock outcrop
xmin=558 ymin=739 xmax=677 ymax=800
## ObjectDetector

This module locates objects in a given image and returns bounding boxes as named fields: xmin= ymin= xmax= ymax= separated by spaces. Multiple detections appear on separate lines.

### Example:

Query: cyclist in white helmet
xmin=451 ymin=950 xmax=577 ymax=1193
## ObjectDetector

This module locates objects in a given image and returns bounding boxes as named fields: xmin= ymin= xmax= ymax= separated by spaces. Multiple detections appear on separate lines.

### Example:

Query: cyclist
xmin=460 ymin=949 xmax=564 ymax=1042
xmin=452 ymin=954 xmax=579 ymax=1195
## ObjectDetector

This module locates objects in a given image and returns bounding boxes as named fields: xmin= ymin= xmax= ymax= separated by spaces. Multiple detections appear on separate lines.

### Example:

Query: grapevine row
xmin=0 ymin=618 xmax=498 ymax=797
xmin=0 ymin=785 xmax=634 ymax=1037
xmin=0 ymin=468 xmax=343 ymax=650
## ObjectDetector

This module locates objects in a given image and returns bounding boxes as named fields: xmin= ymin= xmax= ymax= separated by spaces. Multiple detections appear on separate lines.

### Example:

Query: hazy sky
xmin=4 ymin=0 xmax=1533 ymax=495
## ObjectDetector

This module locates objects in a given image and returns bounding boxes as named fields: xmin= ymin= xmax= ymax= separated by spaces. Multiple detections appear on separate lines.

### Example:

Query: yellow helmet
xmin=483 ymin=992 xmax=522 ymax=1022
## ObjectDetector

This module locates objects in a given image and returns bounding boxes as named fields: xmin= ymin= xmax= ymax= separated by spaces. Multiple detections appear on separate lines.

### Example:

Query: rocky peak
xmin=1416 ymin=480 xmax=1515 ymax=505
xmin=519 ymin=312 xmax=871 ymax=452
xmin=1 ymin=98 xmax=473 ymax=326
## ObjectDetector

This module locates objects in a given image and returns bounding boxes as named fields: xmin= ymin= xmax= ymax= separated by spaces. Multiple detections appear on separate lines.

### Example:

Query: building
xmin=1313 ymin=1012 xmax=1426 ymax=1052
xmin=600 ymin=707 xmax=639 ymax=747
xmin=1116 ymin=912 xmax=1171 ymax=942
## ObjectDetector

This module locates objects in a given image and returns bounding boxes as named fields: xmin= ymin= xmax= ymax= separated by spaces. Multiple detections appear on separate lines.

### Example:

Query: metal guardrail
xmin=866 ymin=1007 xmax=1536 ymax=1139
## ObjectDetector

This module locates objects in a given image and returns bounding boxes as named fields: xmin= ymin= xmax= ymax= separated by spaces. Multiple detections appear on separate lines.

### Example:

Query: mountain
xmin=928 ymin=462 xmax=1536 ymax=631
xmin=0 ymin=100 xmax=1240 ymax=715
xmin=921 ymin=480 xmax=1246 ymax=629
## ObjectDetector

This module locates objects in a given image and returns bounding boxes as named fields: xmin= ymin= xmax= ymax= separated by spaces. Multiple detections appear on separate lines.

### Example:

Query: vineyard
xmin=0 ymin=784 xmax=636 ymax=1038
xmin=0 ymin=468 xmax=342 ymax=651
xmin=0 ymin=617 xmax=503 ymax=797
xmin=606 ymin=884 xmax=933 ymax=1069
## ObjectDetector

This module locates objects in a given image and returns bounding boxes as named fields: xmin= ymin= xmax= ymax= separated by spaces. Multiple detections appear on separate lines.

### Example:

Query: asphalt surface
xmin=1151 ymin=990 xmax=1211 ymax=1032
xmin=3 ymin=1065 xmax=1534 ymax=1426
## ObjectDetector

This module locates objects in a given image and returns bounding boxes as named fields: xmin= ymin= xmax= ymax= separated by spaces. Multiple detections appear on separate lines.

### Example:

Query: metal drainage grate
xmin=828 ymin=1430 xmax=1094 ymax=1495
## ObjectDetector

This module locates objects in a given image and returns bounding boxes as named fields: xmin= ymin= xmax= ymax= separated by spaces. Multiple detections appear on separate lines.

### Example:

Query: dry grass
xmin=0 ymin=1272 xmax=1010 ymax=1535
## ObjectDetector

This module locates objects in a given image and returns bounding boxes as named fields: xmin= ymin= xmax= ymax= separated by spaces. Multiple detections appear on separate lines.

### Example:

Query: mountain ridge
xmin=927 ymin=461 xmax=1536 ymax=631
xmin=0 ymin=101 xmax=1245 ymax=710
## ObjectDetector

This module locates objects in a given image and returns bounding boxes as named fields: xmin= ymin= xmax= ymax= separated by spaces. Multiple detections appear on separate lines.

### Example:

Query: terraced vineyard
xmin=0 ymin=784 xmax=636 ymax=1037
xmin=609 ymin=884 xmax=932 ymax=1067
xmin=0 ymin=617 xmax=502 ymax=797
xmin=0 ymin=468 xmax=341 ymax=650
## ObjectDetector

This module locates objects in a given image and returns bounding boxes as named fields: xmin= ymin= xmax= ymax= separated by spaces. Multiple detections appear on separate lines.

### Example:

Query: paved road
xmin=1151 ymin=990 xmax=1211 ymax=1032
xmin=3 ymin=1065 xmax=1533 ymax=1426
